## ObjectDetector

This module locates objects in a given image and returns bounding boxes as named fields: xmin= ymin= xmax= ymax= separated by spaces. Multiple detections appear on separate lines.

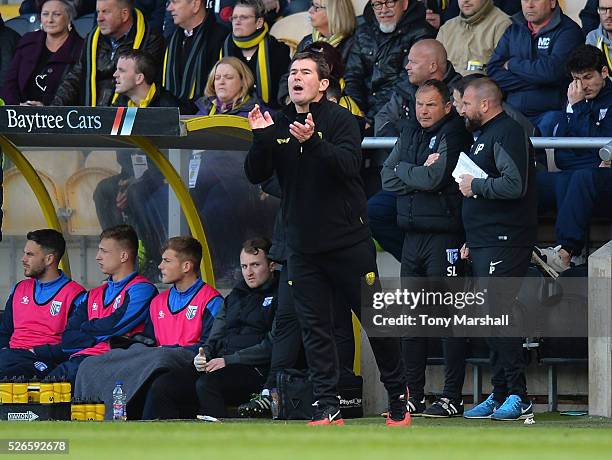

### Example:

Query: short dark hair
xmin=241 ymin=237 xmax=272 ymax=257
xmin=235 ymin=0 xmax=266 ymax=18
xmin=303 ymin=41 xmax=345 ymax=80
xmin=115 ymin=0 xmax=135 ymax=9
xmin=417 ymin=79 xmax=451 ymax=104
xmin=326 ymin=78 xmax=342 ymax=102
xmin=100 ymin=224 xmax=139 ymax=258
xmin=162 ymin=236 xmax=202 ymax=268
xmin=117 ymin=49 xmax=157 ymax=85
xmin=290 ymin=51 xmax=331 ymax=81
xmin=566 ymin=45 xmax=607 ymax=75
xmin=26 ymin=229 xmax=66 ymax=261
xmin=450 ymin=73 xmax=486 ymax=96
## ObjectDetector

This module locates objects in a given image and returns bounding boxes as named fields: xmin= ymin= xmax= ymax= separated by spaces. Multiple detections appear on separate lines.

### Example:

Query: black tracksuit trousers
xmin=288 ymin=238 xmax=406 ymax=408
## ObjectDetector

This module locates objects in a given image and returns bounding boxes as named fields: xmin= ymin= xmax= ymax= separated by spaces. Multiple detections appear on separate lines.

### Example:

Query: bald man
xmin=458 ymin=78 xmax=537 ymax=422
xmin=370 ymin=39 xmax=461 ymax=262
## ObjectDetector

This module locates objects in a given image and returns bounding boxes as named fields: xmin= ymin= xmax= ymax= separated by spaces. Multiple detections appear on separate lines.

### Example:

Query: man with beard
xmin=586 ymin=0 xmax=612 ymax=70
xmin=457 ymin=78 xmax=537 ymax=421
xmin=344 ymin=0 xmax=435 ymax=130
xmin=0 ymin=230 xmax=85 ymax=379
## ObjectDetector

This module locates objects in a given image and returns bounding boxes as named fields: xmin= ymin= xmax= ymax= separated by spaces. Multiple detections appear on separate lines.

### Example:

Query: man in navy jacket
xmin=487 ymin=1 xmax=583 ymax=136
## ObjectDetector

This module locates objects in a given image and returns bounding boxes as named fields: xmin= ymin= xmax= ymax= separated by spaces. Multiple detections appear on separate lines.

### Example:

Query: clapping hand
xmin=289 ymin=113 xmax=315 ymax=143
xmin=248 ymin=104 xmax=274 ymax=130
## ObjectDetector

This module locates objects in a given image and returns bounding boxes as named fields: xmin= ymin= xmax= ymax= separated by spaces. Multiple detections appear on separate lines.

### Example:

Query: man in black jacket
xmin=458 ymin=77 xmax=537 ymax=422
xmin=52 ymin=0 xmax=165 ymax=107
xmin=381 ymin=79 xmax=473 ymax=417
xmin=0 ymin=14 xmax=19 ymax=90
xmin=194 ymin=237 xmax=278 ymax=419
xmin=163 ymin=0 xmax=228 ymax=114
xmin=344 ymin=0 xmax=435 ymax=128
xmin=244 ymin=51 xmax=409 ymax=426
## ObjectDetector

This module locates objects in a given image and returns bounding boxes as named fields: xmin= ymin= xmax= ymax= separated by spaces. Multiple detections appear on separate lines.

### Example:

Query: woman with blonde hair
xmin=195 ymin=57 xmax=264 ymax=117
xmin=277 ymin=0 xmax=357 ymax=104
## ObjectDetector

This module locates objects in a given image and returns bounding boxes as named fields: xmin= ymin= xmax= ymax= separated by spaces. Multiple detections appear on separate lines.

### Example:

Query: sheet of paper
xmin=452 ymin=152 xmax=488 ymax=184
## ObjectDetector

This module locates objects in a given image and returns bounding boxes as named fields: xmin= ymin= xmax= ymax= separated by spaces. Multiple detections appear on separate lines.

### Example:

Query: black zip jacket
xmin=381 ymin=111 xmax=473 ymax=233
xmin=203 ymin=276 xmax=278 ymax=366
xmin=245 ymin=98 xmax=370 ymax=254
xmin=462 ymin=112 xmax=537 ymax=248
xmin=344 ymin=1 xmax=436 ymax=124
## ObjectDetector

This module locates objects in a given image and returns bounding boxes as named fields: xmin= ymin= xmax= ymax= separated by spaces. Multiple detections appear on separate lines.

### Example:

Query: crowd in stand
xmin=0 ymin=0 xmax=611 ymax=424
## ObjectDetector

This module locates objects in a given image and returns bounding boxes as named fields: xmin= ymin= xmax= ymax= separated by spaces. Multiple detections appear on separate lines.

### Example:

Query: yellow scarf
xmin=597 ymin=36 xmax=612 ymax=72
xmin=312 ymin=29 xmax=345 ymax=48
xmin=89 ymin=8 xmax=146 ymax=107
xmin=126 ymin=83 xmax=157 ymax=108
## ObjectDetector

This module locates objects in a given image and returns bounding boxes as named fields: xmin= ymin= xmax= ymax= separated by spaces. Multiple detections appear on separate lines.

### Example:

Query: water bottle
xmin=112 ymin=381 xmax=127 ymax=421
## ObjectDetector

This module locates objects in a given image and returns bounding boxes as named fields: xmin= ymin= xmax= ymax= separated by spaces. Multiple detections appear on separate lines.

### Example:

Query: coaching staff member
xmin=458 ymin=78 xmax=537 ymax=421
xmin=244 ymin=51 xmax=409 ymax=426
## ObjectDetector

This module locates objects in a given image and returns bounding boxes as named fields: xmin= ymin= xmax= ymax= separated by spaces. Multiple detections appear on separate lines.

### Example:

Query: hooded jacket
xmin=344 ymin=1 xmax=436 ymax=123
xmin=487 ymin=6 xmax=583 ymax=117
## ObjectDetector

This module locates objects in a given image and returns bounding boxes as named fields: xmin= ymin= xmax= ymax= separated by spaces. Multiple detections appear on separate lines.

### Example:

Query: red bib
xmin=73 ymin=275 xmax=150 ymax=357
xmin=149 ymin=283 xmax=220 ymax=347
xmin=10 ymin=278 xmax=85 ymax=350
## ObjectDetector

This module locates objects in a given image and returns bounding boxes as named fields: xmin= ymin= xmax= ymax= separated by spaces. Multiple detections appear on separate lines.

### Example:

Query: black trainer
xmin=387 ymin=394 xmax=410 ymax=425
xmin=406 ymin=397 xmax=426 ymax=416
xmin=238 ymin=393 xmax=272 ymax=418
xmin=422 ymin=397 xmax=464 ymax=418
xmin=307 ymin=401 xmax=344 ymax=426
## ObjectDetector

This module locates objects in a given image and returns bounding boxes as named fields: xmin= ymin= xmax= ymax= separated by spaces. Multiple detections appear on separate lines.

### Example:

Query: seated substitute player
xmin=194 ymin=237 xmax=278 ymax=419
xmin=0 ymin=229 xmax=85 ymax=379
xmin=49 ymin=225 xmax=157 ymax=385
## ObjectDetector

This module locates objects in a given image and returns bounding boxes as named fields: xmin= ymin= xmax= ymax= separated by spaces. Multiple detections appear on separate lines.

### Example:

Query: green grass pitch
xmin=2 ymin=413 xmax=612 ymax=460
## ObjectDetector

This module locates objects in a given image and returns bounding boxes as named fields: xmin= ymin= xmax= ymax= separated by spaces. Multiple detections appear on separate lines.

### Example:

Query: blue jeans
xmin=556 ymin=168 xmax=612 ymax=254
xmin=367 ymin=190 xmax=403 ymax=261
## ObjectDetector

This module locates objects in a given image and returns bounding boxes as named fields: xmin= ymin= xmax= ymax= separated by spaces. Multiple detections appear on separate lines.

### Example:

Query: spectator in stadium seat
xmin=487 ymin=0 xmax=583 ymax=136
xmin=0 ymin=230 xmax=85 ymax=380
xmin=277 ymin=0 xmax=356 ymax=105
xmin=344 ymin=0 xmax=435 ymax=128
xmin=536 ymin=45 xmax=611 ymax=212
xmin=535 ymin=163 xmax=612 ymax=274
xmin=436 ymin=0 xmax=511 ymax=76
xmin=381 ymin=80 xmax=473 ymax=418
xmin=586 ymin=0 xmax=612 ymax=70
xmin=163 ymin=0 xmax=228 ymax=114
xmin=194 ymin=237 xmax=278 ymax=419
xmin=194 ymin=57 xmax=260 ymax=116
xmin=0 ymin=0 xmax=83 ymax=106
xmin=220 ymin=0 xmax=289 ymax=110
xmin=421 ymin=0 xmax=522 ymax=30
xmin=369 ymin=39 xmax=460 ymax=262
xmin=51 ymin=0 xmax=165 ymax=106
xmin=49 ymin=225 xmax=157 ymax=385
xmin=0 ymin=14 xmax=20 ymax=89
xmin=581 ymin=0 xmax=600 ymax=36
xmin=113 ymin=49 xmax=179 ymax=107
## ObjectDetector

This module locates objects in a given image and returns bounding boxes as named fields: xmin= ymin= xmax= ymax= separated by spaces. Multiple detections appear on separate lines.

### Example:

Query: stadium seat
xmin=2 ymin=168 xmax=64 ymax=235
xmin=270 ymin=12 xmax=310 ymax=55
xmin=84 ymin=150 xmax=122 ymax=173
xmin=64 ymin=167 xmax=116 ymax=235
xmin=351 ymin=0 xmax=368 ymax=16
xmin=22 ymin=150 xmax=85 ymax=187
xmin=4 ymin=14 xmax=40 ymax=36
xmin=73 ymin=13 xmax=96 ymax=39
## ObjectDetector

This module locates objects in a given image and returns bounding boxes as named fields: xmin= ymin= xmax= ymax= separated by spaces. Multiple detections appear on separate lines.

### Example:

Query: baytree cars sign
xmin=0 ymin=106 xmax=182 ymax=136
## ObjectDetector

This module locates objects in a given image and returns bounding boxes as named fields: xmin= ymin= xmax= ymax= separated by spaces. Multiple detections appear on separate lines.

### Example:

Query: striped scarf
xmin=311 ymin=29 xmax=345 ymax=48
xmin=163 ymin=21 xmax=213 ymax=101
xmin=221 ymin=24 xmax=272 ymax=104
xmin=85 ymin=8 xmax=147 ymax=107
